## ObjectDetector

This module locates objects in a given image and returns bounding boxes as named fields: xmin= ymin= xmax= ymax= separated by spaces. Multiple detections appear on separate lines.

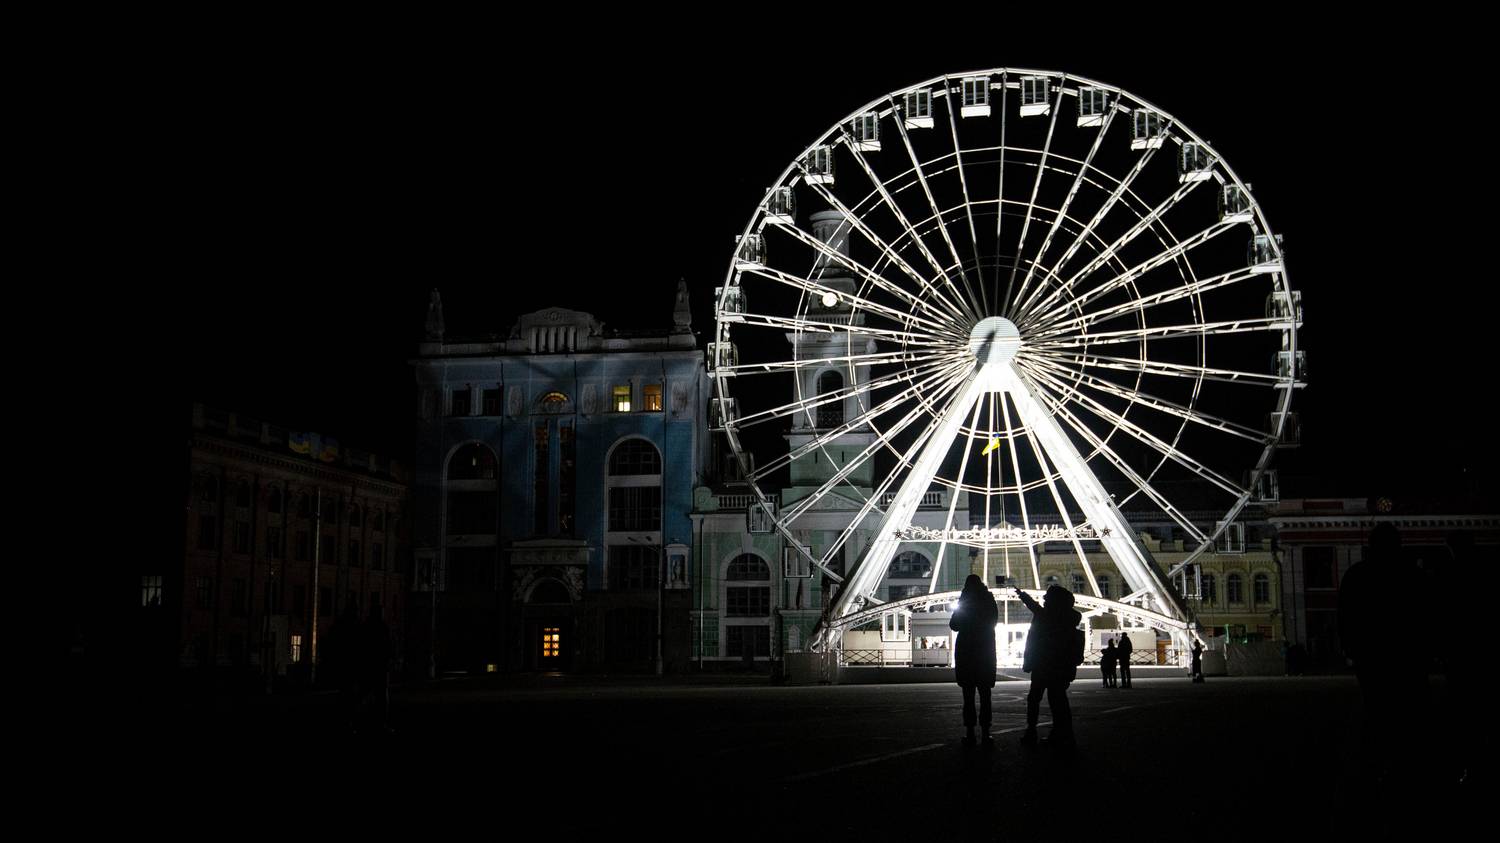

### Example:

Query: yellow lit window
xmin=542 ymin=628 xmax=560 ymax=658
xmin=612 ymin=385 xmax=631 ymax=412
xmin=642 ymin=384 xmax=663 ymax=412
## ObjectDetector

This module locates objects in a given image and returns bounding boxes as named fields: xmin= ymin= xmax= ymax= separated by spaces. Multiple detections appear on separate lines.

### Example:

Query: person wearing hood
xmin=949 ymin=574 xmax=999 ymax=747
xmin=1017 ymin=584 xmax=1084 ymax=747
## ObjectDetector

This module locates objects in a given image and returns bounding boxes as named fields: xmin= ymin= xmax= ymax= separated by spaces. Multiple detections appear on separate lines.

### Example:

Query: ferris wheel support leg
xmin=815 ymin=371 xmax=987 ymax=648
xmin=998 ymin=364 xmax=1190 ymax=624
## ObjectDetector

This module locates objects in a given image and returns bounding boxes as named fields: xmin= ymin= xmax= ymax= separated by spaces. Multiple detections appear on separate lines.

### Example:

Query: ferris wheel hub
xmin=968 ymin=316 xmax=1022 ymax=366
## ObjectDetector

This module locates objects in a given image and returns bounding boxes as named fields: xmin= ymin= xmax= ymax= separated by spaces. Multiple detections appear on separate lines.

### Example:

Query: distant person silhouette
xmin=950 ymin=574 xmax=999 ymax=747
xmin=1339 ymin=522 xmax=1426 ymax=778
xmin=1190 ymin=639 xmax=1205 ymax=683
xmin=1017 ymin=585 xmax=1083 ymax=748
xmin=1117 ymin=633 xmax=1134 ymax=688
xmin=359 ymin=603 xmax=394 ymax=733
xmin=1101 ymin=638 xmax=1118 ymax=688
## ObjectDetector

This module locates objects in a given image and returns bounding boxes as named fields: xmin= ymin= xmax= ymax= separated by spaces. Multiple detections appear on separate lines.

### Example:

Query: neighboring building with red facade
xmin=156 ymin=404 xmax=411 ymax=685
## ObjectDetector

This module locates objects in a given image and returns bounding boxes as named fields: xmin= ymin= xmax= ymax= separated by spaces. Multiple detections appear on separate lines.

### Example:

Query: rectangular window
xmin=612 ymin=384 xmax=631 ymax=412
xmin=346 ymin=590 xmax=358 ymax=614
xmin=608 ymin=486 xmax=661 ymax=531
xmin=542 ymin=627 xmax=560 ymax=658
xmin=534 ymin=422 xmax=550 ymax=535
xmin=726 ymin=586 xmax=771 ymax=617
xmin=450 ymin=388 xmax=471 ymax=417
xmin=558 ymin=425 xmax=575 ymax=536
xmin=292 ymin=584 xmax=306 ymax=620
xmin=725 ymin=626 xmax=770 ymax=658
xmin=265 ymin=579 xmax=283 ymax=614
xmin=482 ymin=388 xmax=502 ymax=416
xmin=266 ymin=526 xmax=283 ymax=559
xmin=319 ymin=586 xmax=333 ymax=617
xmin=607 ymin=544 xmax=659 ymax=591
xmin=141 ymin=575 xmax=162 ymax=607
xmin=231 ymin=579 xmax=247 ymax=617
xmin=233 ymin=521 xmax=251 ymax=554
xmin=296 ymin=531 xmax=311 ymax=561
xmin=290 ymin=634 xmax=303 ymax=664
xmin=198 ymin=515 xmax=217 ymax=550
xmin=196 ymin=576 xmax=213 ymax=609
xmin=349 ymin=540 xmax=362 ymax=568
xmin=642 ymin=384 xmax=663 ymax=412
xmin=1303 ymin=546 xmax=1336 ymax=589
xmin=321 ymin=533 xmax=337 ymax=563
xmin=372 ymin=543 xmax=385 ymax=571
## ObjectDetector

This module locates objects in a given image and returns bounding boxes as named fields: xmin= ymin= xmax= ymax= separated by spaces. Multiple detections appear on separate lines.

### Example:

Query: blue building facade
xmin=411 ymin=285 xmax=706 ymax=673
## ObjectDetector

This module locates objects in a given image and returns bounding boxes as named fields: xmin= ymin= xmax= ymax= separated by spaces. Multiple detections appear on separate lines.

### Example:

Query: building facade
xmin=163 ymin=405 xmax=410 ymax=685
xmin=410 ymin=285 xmax=708 ymax=674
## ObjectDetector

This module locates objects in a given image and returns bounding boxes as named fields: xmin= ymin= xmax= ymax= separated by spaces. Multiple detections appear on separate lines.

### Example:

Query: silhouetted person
xmin=1101 ymin=639 xmax=1118 ymax=687
xmin=1117 ymin=633 xmax=1134 ymax=688
xmin=359 ymin=604 xmax=393 ymax=733
xmin=1017 ymin=585 xmax=1083 ymax=747
xmin=1190 ymin=639 xmax=1205 ymax=683
xmin=950 ymin=574 xmax=999 ymax=747
xmin=1339 ymin=522 xmax=1425 ymax=779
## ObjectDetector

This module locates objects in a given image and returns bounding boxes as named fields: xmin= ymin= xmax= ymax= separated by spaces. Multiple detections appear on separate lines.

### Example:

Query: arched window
xmin=889 ymin=551 xmax=932 ymax=578
xmin=528 ymin=578 xmax=572 ymax=605
xmin=1201 ymin=573 xmax=1217 ymax=605
xmin=1253 ymin=573 xmax=1272 ymax=605
xmin=1070 ymin=573 xmax=1086 ymax=594
xmin=449 ymin=443 xmax=497 ymax=480
xmin=267 ymin=487 xmax=283 ymax=515
xmin=373 ymin=510 xmax=385 ymax=532
xmin=235 ymin=479 xmax=252 ymax=508
xmin=607 ymin=439 xmax=662 ymax=533
xmin=297 ymin=493 xmax=313 ymax=520
xmin=321 ymin=496 xmax=339 ymax=525
xmin=1097 ymin=575 xmax=1111 ymax=599
xmin=728 ymin=555 xmax=771 ymax=582
xmin=539 ymin=391 xmax=570 ymax=414
xmin=200 ymin=475 xmax=218 ymax=503
xmin=609 ymin=439 xmax=661 ymax=475
xmin=816 ymin=370 xmax=844 ymax=428
xmin=1044 ymin=574 xmax=1060 ymax=589
xmin=349 ymin=505 xmax=362 ymax=528
xmin=1226 ymin=573 xmax=1244 ymax=604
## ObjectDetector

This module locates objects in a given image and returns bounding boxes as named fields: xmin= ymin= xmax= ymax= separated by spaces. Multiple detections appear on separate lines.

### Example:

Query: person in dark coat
xmin=1101 ymin=638 xmax=1118 ymax=688
xmin=1017 ymin=585 xmax=1083 ymax=747
xmin=949 ymin=574 xmax=999 ymax=747
xmin=1117 ymin=632 xmax=1134 ymax=688
xmin=1190 ymin=639 xmax=1205 ymax=683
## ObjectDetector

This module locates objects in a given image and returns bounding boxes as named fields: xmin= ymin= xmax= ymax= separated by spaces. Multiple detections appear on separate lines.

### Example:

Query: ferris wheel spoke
xmin=1017 ymin=176 xmax=1206 ymax=325
xmin=740 ymin=264 xmax=966 ymax=339
xmin=1011 ymin=368 xmax=1210 ymax=547
xmin=1009 ymin=389 xmax=1099 ymax=594
xmin=751 ymin=361 xmax=969 ymax=489
xmin=714 ymin=347 xmax=955 ymax=378
xmin=732 ymin=311 xmax=956 ymax=349
xmin=940 ymin=76 xmax=991 ymax=316
xmin=778 ymin=366 xmax=974 ymax=525
xmin=930 ymin=390 xmax=987 ymax=594
xmin=1024 ymin=219 xmax=1235 ymax=331
xmin=1018 ymin=361 xmax=1248 ymax=499
xmin=1022 ymin=353 xmax=1270 ymax=444
xmin=838 ymin=129 xmax=976 ymax=321
xmin=794 ymin=176 xmax=974 ymax=324
xmin=1016 ymin=126 xmax=1170 ymax=323
xmin=998 ymin=391 xmax=1042 ymax=589
xmin=767 ymin=219 xmax=970 ymax=332
xmin=1030 ymin=316 xmax=1290 ymax=351
xmin=991 ymin=75 xmax=1009 ymax=308
xmin=1008 ymin=104 xmax=1119 ymax=323
xmin=731 ymin=356 xmax=961 ymax=432
xmin=1038 ymin=350 xmax=1285 ymax=388
xmin=1002 ymin=79 xmax=1067 ymax=318
xmin=1025 ymin=266 xmax=1262 ymax=341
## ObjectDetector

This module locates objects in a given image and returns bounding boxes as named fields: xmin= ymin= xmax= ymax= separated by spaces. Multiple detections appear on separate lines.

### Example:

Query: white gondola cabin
xmin=1249 ymin=233 xmax=1283 ymax=274
xmin=961 ymin=76 xmax=990 ymax=117
xmin=1274 ymin=350 xmax=1306 ymax=385
xmin=1219 ymin=183 xmax=1253 ymax=223
xmin=764 ymin=186 xmax=795 ymax=224
xmin=903 ymin=89 xmax=933 ymax=129
xmin=716 ymin=284 xmax=747 ymax=321
xmin=1265 ymin=411 xmax=1301 ymax=447
xmin=1179 ymin=141 xmax=1214 ymax=182
xmin=1245 ymin=469 xmax=1281 ymax=503
xmin=1077 ymin=86 xmax=1109 ymax=127
xmin=735 ymin=233 xmax=765 ymax=269
xmin=1265 ymin=290 xmax=1303 ymax=325
xmin=709 ymin=396 xmax=738 ymax=431
xmin=851 ymin=111 xmax=880 ymax=151
xmin=803 ymin=145 xmax=835 ymax=185
xmin=1020 ymin=76 xmax=1051 ymax=116
xmin=747 ymin=499 xmax=776 ymax=534
xmin=707 ymin=341 xmax=739 ymax=373
xmin=1131 ymin=109 xmax=1164 ymax=149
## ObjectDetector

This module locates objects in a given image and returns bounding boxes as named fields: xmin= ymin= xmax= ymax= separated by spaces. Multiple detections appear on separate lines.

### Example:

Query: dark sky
xmin=131 ymin=21 xmax=1491 ymax=507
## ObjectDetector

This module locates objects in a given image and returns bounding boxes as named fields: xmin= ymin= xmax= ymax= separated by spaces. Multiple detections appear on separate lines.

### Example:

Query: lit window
xmin=542 ymin=628 xmax=560 ymax=658
xmin=612 ymin=385 xmax=631 ymax=412
xmin=290 ymin=634 xmax=303 ymax=664
xmin=642 ymin=384 xmax=663 ymax=412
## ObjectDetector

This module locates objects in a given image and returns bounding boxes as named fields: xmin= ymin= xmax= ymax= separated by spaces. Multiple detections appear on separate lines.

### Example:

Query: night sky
xmin=134 ymin=22 xmax=1491 ymax=507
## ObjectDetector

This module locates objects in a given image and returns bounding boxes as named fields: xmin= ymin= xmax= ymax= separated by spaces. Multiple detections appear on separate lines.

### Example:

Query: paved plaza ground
xmin=112 ymin=672 xmax=1472 ymax=838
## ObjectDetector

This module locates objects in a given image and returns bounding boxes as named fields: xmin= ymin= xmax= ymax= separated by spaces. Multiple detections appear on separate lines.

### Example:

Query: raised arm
xmin=1016 ymin=588 xmax=1042 ymax=613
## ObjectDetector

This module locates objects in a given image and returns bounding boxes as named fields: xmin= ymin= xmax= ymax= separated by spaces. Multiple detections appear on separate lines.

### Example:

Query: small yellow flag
xmin=981 ymin=438 xmax=1002 ymax=456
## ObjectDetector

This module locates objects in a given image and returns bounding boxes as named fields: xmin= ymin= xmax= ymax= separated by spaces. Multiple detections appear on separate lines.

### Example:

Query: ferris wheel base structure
xmin=811 ymin=316 xmax=1191 ymax=654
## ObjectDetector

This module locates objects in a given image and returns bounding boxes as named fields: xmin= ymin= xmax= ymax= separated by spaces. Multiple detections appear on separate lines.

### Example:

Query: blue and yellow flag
xmin=319 ymin=437 xmax=339 ymax=463
xmin=289 ymin=432 xmax=312 ymax=455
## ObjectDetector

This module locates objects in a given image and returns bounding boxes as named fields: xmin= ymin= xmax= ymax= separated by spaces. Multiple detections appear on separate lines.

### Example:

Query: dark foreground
xmin=101 ymin=673 xmax=1472 ymax=839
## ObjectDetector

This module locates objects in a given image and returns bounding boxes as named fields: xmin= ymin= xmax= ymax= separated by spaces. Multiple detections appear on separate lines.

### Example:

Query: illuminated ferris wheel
xmin=711 ymin=69 xmax=1303 ymax=652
